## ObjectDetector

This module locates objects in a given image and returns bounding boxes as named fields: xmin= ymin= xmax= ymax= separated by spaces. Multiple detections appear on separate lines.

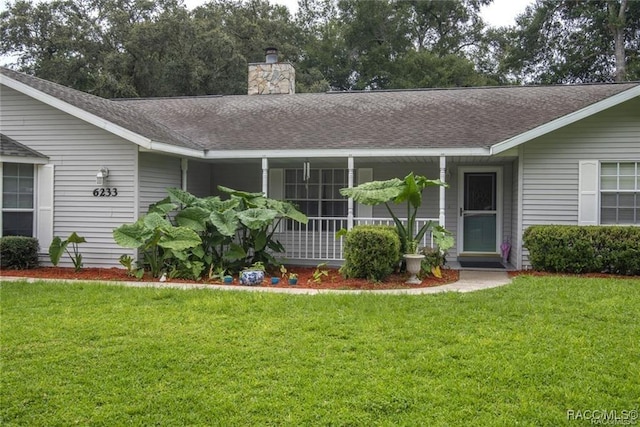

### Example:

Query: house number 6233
xmin=93 ymin=188 xmax=118 ymax=197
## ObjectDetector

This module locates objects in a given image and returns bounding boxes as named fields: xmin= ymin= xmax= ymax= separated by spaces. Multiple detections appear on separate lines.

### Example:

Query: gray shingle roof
xmin=118 ymin=84 xmax=639 ymax=151
xmin=3 ymin=66 xmax=638 ymax=154
xmin=0 ymin=133 xmax=48 ymax=159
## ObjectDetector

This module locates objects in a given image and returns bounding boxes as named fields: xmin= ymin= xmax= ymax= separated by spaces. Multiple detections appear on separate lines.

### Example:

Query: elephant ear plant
xmin=49 ymin=232 xmax=86 ymax=272
xmin=113 ymin=212 xmax=202 ymax=278
xmin=113 ymin=186 xmax=307 ymax=280
xmin=340 ymin=172 xmax=449 ymax=255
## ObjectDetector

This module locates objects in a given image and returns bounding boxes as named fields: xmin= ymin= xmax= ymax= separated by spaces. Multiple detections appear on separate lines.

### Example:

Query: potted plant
xmin=340 ymin=172 xmax=449 ymax=284
xmin=240 ymin=261 xmax=266 ymax=286
xmin=288 ymin=273 xmax=298 ymax=285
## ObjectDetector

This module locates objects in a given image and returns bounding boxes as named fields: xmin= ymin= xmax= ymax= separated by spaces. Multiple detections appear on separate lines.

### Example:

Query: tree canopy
xmin=1 ymin=0 xmax=637 ymax=98
xmin=499 ymin=0 xmax=640 ymax=83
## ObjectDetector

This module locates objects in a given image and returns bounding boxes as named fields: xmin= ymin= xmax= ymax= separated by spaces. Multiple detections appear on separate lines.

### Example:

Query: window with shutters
xmin=600 ymin=162 xmax=639 ymax=225
xmin=2 ymin=163 xmax=35 ymax=236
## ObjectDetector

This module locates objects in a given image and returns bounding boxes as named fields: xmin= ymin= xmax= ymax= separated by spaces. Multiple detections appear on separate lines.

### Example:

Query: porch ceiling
xmin=191 ymin=155 xmax=517 ymax=166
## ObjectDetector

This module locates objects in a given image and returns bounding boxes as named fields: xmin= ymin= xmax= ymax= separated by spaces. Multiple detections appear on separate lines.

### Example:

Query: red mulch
xmin=0 ymin=266 xmax=459 ymax=290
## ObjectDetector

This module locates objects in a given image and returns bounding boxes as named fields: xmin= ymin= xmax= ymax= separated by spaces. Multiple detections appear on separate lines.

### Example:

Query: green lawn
xmin=1 ymin=276 xmax=638 ymax=426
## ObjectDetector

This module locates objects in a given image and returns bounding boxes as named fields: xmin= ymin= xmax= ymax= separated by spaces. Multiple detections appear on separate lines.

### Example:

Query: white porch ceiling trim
xmin=1 ymin=74 xmax=154 ymax=149
xmin=201 ymin=147 xmax=491 ymax=160
xmin=490 ymin=85 xmax=640 ymax=155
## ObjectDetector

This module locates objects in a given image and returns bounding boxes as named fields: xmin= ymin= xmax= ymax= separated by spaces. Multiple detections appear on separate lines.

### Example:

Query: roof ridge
xmin=324 ymin=81 xmax=640 ymax=95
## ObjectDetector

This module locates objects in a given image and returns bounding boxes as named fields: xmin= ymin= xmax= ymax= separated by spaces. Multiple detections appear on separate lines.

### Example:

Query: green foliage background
xmin=4 ymin=0 xmax=635 ymax=97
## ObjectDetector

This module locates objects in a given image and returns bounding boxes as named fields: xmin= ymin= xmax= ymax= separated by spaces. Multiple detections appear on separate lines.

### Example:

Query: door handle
xmin=460 ymin=207 xmax=463 ymax=217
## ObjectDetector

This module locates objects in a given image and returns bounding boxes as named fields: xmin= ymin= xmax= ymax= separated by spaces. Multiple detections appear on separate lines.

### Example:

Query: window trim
xmin=1 ymin=162 xmax=37 ymax=237
xmin=598 ymin=160 xmax=640 ymax=226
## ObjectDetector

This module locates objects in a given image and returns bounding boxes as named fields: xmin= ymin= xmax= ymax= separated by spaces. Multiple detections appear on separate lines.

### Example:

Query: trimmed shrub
xmin=0 ymin=236 xmax=40 ymax=269
xmin=523 ymin=225 xmax=640 ymax=275
xmin=340 ymin=225 xmax=401 ymax=281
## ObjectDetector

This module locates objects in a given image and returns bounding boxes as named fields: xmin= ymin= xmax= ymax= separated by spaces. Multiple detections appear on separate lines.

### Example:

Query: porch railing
xmin=275 ymin=216 xmax=439 ymax=262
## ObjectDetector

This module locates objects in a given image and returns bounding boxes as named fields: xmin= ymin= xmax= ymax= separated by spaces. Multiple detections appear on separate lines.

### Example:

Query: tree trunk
xmin=609 ymin=0 xmax=628 ymax=82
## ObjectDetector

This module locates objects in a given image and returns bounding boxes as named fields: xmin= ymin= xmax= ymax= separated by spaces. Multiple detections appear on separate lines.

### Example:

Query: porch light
xmin=96 ymin=167 xmax=109 ymax=186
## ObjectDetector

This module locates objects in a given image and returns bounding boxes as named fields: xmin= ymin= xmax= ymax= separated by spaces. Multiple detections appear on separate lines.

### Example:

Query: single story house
xmin=1 ymin=55 xmax=639 ymax=270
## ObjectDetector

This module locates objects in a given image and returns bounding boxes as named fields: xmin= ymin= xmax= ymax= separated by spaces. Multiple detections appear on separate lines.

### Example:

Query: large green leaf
xmin=223 ymin=242 xmax=246 ymax=261
xmin=148 ymin=197 xmax=178 ymax=215
xmin=396 ymin=172 xmax=421 ymax=208
xmin=158 ymin=226 xmax=202 ymax=251
xmin=215 ymin=197 xmax=241 ymax=212
xmin=237 ymin=208 xmax=278 ymax=230
xmin=217 ymin=185 xmax=264 ymax=200
xmin=48 ymin=236 xmax=67 ymax=266
xmin=143 ymin=212 xmax=172 ymax=230
xmin=210 ymin=209 xmax=239 ymax=237
xmin=266 ymin=199 xmax=308 ymax=224
xmin=339 ymin=178 xmax=404 ymax=205
xmin=176 ymin=207 xmax=208 ymax=232
xmin=167 ymin=188 xmax=201 ymax=208
xmin=253 ymin=230 xmax=267 ymax=251
xmin=66 ymin=232 xmax=86 ymax=244
xmin=113 ymin=221 xmax=152 ymax=248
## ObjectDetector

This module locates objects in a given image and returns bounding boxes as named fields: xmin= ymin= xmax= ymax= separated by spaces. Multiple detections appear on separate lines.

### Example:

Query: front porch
xmin=275 ymin=216 xmax=438 ymax=265
xmin=181 ymin=153 xmax=519 ymax=268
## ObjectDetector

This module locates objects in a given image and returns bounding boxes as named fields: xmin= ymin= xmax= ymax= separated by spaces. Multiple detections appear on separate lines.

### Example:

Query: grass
xmin=1 ymin=276 xmax=639 ymax=426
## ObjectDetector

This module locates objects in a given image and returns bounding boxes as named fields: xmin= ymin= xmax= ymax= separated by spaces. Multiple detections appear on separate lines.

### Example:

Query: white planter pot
xmin=240 ymin=270 xmax=265 ymax=286
xmin=403 ymin=254 xmax=425 ymax=284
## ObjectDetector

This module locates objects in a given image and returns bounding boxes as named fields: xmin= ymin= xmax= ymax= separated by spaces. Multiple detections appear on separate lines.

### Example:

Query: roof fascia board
xmin=203 ymin=147 xmax=490 ymax=160
xmin=1 ymin=75 xmax=153 ymax=149
xmin=0 ymin=155 xmax=49 ymax=164
xmin=143 ymin=142 xmax=205 ymax=158
xmin=491 ymin=85 xmax=640 ymax=154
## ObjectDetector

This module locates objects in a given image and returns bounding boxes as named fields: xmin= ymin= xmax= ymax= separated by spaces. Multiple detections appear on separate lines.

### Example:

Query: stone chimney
xmin=248 ymin=48 xmax=295 ymax=95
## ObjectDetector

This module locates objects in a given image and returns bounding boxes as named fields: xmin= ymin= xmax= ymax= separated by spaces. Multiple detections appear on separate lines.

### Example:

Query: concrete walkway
xmin=2 ymin=270 xmax=512 ymax=295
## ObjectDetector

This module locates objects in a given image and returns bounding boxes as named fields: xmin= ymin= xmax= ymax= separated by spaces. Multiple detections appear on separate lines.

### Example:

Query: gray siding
xmin=138 ymin=153 xmax=181 ymax=215
xmin=1 ymin=85 xmax=137 ymax=267
xmin=519 ymin=97 xmax=640 ymax=267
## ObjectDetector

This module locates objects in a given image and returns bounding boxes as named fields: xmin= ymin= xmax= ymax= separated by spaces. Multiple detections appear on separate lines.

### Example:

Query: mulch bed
xmin=0 ymin=266 xmax=460 ymax=290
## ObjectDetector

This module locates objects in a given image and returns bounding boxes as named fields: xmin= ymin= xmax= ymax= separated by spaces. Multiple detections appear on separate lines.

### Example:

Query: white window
xmin=2 ymin=163 xmax=35 ymax=236
xmin=284 ymin=168 xmax=347 ymax=218
xmin=600 ymin=162 xmax=639 ymax=225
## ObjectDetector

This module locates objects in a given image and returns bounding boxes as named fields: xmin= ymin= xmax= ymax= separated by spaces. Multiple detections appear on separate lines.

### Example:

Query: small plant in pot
xmin=240 ymin=261 xmax=266 ymax=286
xmin=421 ymin=226 xmax=455 ymax=278
xmin=288 ymin=273 xmax=298 ymax=285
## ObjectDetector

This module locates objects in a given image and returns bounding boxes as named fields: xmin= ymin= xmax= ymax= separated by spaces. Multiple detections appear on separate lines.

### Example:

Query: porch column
xmin=439 ymin=156 xmax=446 ymax=228
xmin=262 ymin=157 xmax=268 ymax=196
xmin=347 ymin=155 xmax=354 ymax=230
xmin=181 ymin=158 xmax=188 ymax=191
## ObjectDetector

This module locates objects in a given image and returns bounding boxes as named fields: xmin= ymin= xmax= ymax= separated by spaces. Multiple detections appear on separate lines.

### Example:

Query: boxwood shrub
xmin=0 ymin=236 xmax=40 ymax=270
xmin=340 ymin=225 xmax=401 ymax=282
xmin=523 ymin=225 xmax=640 ymax=275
